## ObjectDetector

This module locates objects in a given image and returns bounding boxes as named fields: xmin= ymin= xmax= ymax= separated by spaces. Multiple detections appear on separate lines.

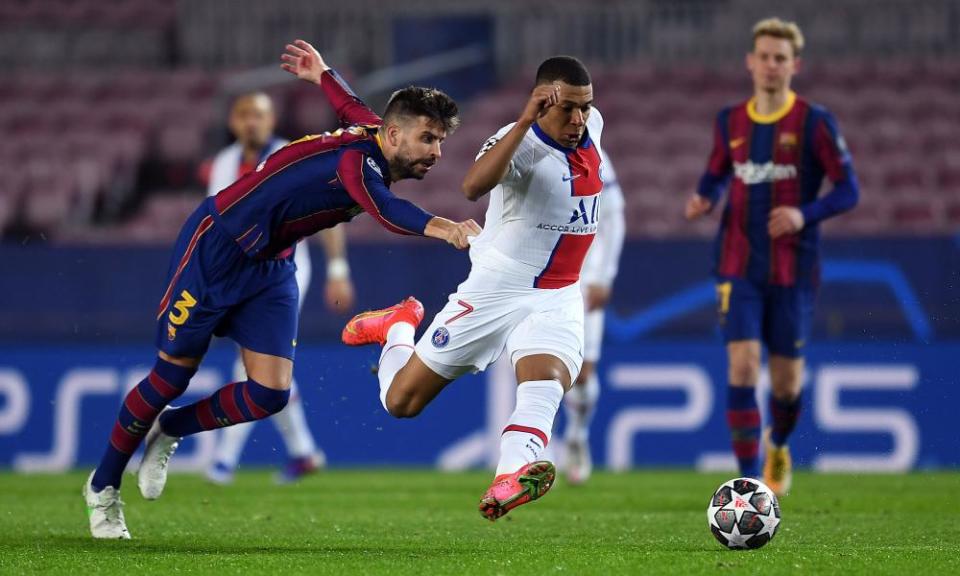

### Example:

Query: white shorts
xmin=415 ymin=261 xmax=584 ymax=383
xmin=583 ymin=308 xmax=605 ymax=363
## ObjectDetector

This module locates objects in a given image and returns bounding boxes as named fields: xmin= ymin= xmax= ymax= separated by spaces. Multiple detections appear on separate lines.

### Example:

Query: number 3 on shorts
xmin=168 ymin=290 xmax=197 ymax=326
xmin=716 ymin=281 xmax=732 ymax=316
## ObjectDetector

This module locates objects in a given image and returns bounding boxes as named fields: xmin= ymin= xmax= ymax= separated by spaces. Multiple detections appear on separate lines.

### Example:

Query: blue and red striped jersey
xmin=698 ymin=91 xmax=859 ymax=287
xmin=208 ymin=69 xmax=434 ymax=259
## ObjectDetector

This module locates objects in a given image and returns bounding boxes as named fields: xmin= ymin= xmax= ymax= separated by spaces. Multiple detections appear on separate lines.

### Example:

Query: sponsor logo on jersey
xmin=255 ymin=160 xmax=266 ymax=172
xmin=562 ymin=173 xmax=582 ymax=182
xmin=779 ymin=133 xmax=798 ymax=149
xmin=733 ymin=161 xmax=797 ymax=185
xmin=366 ymin=156 xmax=383 ymax=177
xmin=431 ymin=327 xmax=450 ymax=348
xmin=730 ymin=137 xmax=746 ymax=150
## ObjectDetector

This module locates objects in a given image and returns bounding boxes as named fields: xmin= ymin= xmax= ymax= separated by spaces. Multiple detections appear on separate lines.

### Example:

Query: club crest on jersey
xmin=431 ymin=327 xmax=450 ymax=348
xmin=366 ymin=156 xmax=383 ymax=177
xmin=779 ymin=133 xmax=798 ymax=149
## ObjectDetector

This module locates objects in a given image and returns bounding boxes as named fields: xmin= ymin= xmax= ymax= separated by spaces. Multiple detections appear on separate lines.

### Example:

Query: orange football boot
xmin=478 ymin=461 xmax=556 ymax=522
xmin=342 ymin=297 xmax=425 ymax=346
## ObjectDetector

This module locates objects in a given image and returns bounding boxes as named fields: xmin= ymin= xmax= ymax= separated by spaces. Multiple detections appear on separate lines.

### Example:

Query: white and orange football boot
xmin=478 ymin=461 xmax=556 ymax=521
xmin=342 ymin=297 xmax=425 ymax=346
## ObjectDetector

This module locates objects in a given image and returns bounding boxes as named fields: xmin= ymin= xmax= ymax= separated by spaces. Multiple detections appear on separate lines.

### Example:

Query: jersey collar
xmin=747 ymin=90 xmax=796 ymax=124
xmin=532 ymin=121 xmax=593 ymax=152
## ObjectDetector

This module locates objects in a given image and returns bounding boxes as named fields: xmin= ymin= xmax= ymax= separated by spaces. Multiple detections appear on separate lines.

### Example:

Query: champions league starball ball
xmin=707 ymin=477 xmax=781 ymax=549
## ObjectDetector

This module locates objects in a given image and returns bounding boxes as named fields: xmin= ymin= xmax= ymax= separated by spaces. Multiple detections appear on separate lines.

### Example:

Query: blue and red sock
xmin=159 ymin=379 xmax=289 ymax=437
xmin=726 ymin=386 xmax=761 ymax=478
xmin=769 ymin=393 xmax=802 ymax=447
xmin=91 ymin=358 xmax=195 ymax=491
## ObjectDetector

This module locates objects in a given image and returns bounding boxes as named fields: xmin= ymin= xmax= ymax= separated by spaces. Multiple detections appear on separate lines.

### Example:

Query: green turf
xmin=0 ymin=470 xmax=957 ymax=575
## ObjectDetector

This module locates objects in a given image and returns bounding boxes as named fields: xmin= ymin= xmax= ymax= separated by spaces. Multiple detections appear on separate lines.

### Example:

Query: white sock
xmin=563 ymin=372 xmax=600 ymax=444
xmin=378 ymin=322 xmax=416 ymax=412
xmin=270 ymin=380 xmax=318 ymax=459
xmin=495 ymin=380 xmax=565 ymax=476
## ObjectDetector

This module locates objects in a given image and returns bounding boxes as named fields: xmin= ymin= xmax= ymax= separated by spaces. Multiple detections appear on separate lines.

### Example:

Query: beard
xmin=389 ymin=150 xmax=432 ymax=181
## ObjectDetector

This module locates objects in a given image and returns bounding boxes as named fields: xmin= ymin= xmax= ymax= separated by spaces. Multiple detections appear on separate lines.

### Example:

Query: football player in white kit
xmin=343 ymin=56 xmax=602 ymax=520
xmin=204 ymin=92 xmax=356 ymax=484
xmin=562 ymin=147 xmax=625 ymax=485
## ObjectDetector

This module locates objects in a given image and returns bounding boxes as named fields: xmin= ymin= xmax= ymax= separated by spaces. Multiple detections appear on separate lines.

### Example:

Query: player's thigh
xmin=222 ymin=262 xmax=299 ymax=384
xmin=717 ymin=277 xmax=763 ymax=344
xmin=156 ymin=204 xmax=243 ymax=363
xmin=388 ymin=352 xmax=454 ymax=410
xmin=506 ymin=287 xmax=583 ymax=389
xmin=156 ymin=258 xmax=228 ymax=362
xmin=768 ymin=354 xmax=803 ymax=400
xmin=717 ymin=277 xmax=763 ymax=386
xmin=414 ymin=290 xmax=521 ymax=381
xmin=762 ymin=283 xmax=815 ymax=360
xmin=575 ymin=360 xmax=596 ymax=385
xmin=240 ymin=347 xmax=293 ymax=391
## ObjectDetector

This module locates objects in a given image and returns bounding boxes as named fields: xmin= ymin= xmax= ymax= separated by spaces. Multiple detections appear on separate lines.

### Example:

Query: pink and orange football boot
xmin=342 ymin=297 xmax=425 ymax=346
xmin=478 ymin=461 xmax=556 ymax=521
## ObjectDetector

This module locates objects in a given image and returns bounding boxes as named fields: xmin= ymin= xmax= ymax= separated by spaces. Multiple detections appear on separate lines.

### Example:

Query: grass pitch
xmin=0 ymin=470 xmax=957 ymax=575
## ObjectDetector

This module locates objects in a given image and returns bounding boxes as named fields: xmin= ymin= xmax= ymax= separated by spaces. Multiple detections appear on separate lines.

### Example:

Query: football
xmin=707 ymin=477 xmax=781 ymax=549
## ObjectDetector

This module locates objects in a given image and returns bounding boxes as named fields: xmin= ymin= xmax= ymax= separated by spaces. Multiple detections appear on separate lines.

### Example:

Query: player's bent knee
xmin=575 ymin=362 xmax=595 ymax=386
xmin=248 ymin=380 xmax=291 ymax=416
xmin=384 ymin=389 xmax=424 ymax=419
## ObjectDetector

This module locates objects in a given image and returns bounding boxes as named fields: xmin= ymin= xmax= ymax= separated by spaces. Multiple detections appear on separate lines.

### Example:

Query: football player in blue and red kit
xmin=82 ymin=39 xmax=481 ymax=539
xmin=685 ymin=19 xmax=859 ymax=496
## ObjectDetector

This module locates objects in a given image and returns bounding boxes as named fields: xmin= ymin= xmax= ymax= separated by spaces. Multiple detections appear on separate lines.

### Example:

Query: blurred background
xmin=0 ymin=0 xmax=957 ymax=473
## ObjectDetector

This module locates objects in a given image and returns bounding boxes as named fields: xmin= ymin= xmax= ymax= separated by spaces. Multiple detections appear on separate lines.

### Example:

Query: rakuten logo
xmin=734 ymin=161 xmax=797 ymax=185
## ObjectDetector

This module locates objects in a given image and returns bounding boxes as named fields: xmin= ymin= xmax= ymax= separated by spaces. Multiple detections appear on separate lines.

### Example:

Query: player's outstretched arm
xmin=461 ymin=83 xmax=560 ymax=201
xmin=281 ymin=39 xmax=381 ymax=127
xmin=424 ymin=217 xmax=482 ymax=250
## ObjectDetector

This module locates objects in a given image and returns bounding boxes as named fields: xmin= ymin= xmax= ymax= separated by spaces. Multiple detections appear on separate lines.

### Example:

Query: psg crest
xmin=432 ymin=327 xmax=450 ymax=348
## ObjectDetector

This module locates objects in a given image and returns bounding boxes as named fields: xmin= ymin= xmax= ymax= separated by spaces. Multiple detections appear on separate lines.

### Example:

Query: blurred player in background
xmin=344 ymin=56 xmax=603 ymax=521
xmin=82 ymin=39 xmax=479 ymax=539
xmin=203 ymin=92 xmax=356 ymax=485
xmin=685 ymin=18 xmax=859 ymax=496
xmin=562 ymin=146 xmax=624 ymax=485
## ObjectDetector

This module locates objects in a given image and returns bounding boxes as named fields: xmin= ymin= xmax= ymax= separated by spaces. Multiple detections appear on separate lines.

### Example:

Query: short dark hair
xmin=535 ymin=56 xmax=591 ymax=87
xmin=383 ymin=86 xmax=460 ymax=133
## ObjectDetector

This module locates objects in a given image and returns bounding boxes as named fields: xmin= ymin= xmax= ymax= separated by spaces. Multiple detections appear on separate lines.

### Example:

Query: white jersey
xmin=580 ymin=147 xmax=625 ymax=288
xmin=415 ymin=111 xmax=605 ymax=382
xmin=469 ymin=109 xmax=605 ymax=289
xmin=207 ymin=138 xmax=312 ymax=308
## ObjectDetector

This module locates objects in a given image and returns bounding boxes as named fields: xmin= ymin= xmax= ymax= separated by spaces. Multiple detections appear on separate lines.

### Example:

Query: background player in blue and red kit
xmin=685 ymin=18 xmax=859 ymax=496
xmin=82 ymin=39 xmax=481 ymax=540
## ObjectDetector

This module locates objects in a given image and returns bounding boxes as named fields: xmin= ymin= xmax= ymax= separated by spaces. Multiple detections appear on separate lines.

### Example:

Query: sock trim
xmin=503 ymin=424 xmax=549 ymax=447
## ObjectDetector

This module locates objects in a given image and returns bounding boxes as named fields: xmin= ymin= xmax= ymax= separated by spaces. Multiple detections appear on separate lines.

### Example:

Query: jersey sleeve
xmin=595 ymin=153 xmax=626 ymax=285
xmin=319 ymin=69 xmax=383 ymax=128
xmin=476 ymin=122 xmax=537 ymax=184
xmin=697 ymin=110 xmax=732 ymax=206
xmin=801 ymin=109 xmax=860 ymax=225
xmin=337 ymin=148 xmax=433 ymax=236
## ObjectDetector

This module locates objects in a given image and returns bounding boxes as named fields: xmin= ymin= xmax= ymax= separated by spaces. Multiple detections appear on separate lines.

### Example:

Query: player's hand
xmin=517 ymin=83 xmax=561 ymax=126
xmin=280 ymin=39 xmax=329 ymax=84
xmin=684 ymin=194 xmax=712 ymax=221
xmin=585 ymin=284 xmax=612 ymax=311
xmin=446 ymin=219 xmax=482 ymax=250
xmin=324 ymin=278 xmax=355 ymax=313
xmin=768 ymin=206 xmax=805 ymax=238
